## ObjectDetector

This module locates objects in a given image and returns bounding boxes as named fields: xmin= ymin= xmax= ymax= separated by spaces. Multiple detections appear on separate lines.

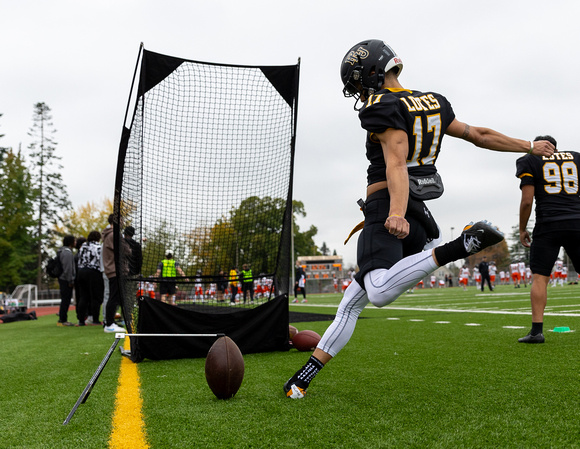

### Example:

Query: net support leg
xmin=63 ymin=336 xmax=123 ymax=425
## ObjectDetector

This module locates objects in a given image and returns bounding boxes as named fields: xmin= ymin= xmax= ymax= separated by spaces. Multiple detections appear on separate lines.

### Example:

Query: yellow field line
xmin=109 ymin=338 xmax=149 ymax=449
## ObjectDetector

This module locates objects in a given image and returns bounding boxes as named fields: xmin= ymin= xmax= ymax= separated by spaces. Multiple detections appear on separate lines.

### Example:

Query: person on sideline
xmin=75 ymin=231 xmax=104 ymax=326
xmin=479 ymin=256 xmax=493 ymax=292
xmin=292 ymin=263 xmax=307 ymax=303
xmin=56 ymin=235 xmax=76 ymax=326
xmin=102 ymin=214 xmax=127 ymax=333
xmin=228 ymin=266 xmax=239 ymax=305
xmin=240 ymin=264 xmax=254 ymax=304
xmin=155 ymin=253 xmax=188 ymax=304
xmin=124 ymin=226 xmax=142 ymax=277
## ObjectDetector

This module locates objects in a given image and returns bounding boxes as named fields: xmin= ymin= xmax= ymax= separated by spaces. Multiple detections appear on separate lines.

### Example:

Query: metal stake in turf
xmin=63 ymin=332 xmax=225 ymax=425
xmin=63 ymin=336 xmax=122 ymax=425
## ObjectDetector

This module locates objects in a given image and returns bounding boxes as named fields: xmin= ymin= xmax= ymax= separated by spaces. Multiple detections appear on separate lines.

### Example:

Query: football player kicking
xmin=516 ymin=135 xmax=580 ymax=343
xmin=284 ymin=39 xmax=555 ymax=399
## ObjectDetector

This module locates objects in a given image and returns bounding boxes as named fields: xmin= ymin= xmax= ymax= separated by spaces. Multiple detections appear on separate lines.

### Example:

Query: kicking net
xmin=114 ymin=46 xmax=299 ymax=360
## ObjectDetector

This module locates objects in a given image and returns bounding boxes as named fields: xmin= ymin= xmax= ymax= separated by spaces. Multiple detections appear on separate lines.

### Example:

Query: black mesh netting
xmin=113 ymin=48 xmax=299 ymax=359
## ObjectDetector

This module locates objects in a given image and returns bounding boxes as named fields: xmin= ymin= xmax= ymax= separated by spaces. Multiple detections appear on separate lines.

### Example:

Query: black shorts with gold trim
xmin=354 ymin=189 xmax=438 ymax=287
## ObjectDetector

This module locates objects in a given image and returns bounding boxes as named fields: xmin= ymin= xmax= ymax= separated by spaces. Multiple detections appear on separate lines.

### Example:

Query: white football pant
xmin=317 ymin=250 xmax=438 ymax=357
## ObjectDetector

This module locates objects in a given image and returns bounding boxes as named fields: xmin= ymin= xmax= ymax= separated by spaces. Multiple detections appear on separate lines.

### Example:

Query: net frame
xmin=113 ymin=45 xmax=299 ymax=335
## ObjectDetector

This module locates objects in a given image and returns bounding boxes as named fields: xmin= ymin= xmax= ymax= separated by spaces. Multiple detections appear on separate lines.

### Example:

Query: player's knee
xmin=364 ymin=269 xmax=399 ymax=307
xmin=367 ymin=290 xmax=397 ymax=308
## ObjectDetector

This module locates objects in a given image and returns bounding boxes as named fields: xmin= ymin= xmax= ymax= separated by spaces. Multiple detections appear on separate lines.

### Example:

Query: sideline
xmin=109 ymin=338 xmax=149 ymax=449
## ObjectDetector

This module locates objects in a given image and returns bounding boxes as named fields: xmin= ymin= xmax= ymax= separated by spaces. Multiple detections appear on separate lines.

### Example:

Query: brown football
xmin=205 ymin=336 xmax=245 ymax=399
xmin=291 ymin=330 xmax=321 ymax=352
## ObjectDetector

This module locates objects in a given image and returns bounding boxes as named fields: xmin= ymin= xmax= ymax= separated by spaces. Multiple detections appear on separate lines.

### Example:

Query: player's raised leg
xmin=284 ymin=220 xmax=504 ymax=398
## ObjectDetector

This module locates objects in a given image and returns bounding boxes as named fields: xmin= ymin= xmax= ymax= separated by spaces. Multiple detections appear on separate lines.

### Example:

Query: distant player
xmin=459 ymin=265 xmax=470 ymax=291
xmin=518 ymin=261 xmax=527 ymax=287
xmin=473 ymin=266 xmax=481 ymax=289
xmin=516 ymin=135 xmax=580 ymax=343
xmin=207 ymin=283 xmax=216 ymax=300
xmin=552 ymin=259 xmax=563 ymax=286
xmin=137 ymin=280 xmax=155 ymax=299
xmin=430 ymin=275 xmax=436 ymax=288
xmin=264 ymin=276 xmax=272 ymax=297
xmin=194 ymin=271 xmax=204 ymax=301
xmin=510 ymin=261 xmax=521 ymax=288
xmin=156 ymin=253 xmax=188 ymax=304
xmin=489 ymin=261 xmax=497 ymax=287
xmin=561 ymin=266 xmax=568 ymax=285
xmin=254 ymin=277 xmax=263 ymax=299
xmin=525 ymin=266 xmax=532 ymax=285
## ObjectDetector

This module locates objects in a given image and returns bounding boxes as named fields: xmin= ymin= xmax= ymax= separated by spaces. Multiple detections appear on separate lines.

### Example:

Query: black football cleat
xmin=283 ymin=378 xmax=307 ymax=399
xmin=518 ymin=333 xmax=545 ymax=344
xmin=461 ymin=220 xmax=504 ymax=255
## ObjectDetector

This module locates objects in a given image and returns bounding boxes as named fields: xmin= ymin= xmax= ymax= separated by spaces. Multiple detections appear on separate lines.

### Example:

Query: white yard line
xmin=291 ymin=303 xmax=580 ymax=317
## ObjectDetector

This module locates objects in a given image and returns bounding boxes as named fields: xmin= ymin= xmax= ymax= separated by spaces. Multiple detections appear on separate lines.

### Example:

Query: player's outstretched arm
xmin=445 ymin=119 xmax=555 ymax=157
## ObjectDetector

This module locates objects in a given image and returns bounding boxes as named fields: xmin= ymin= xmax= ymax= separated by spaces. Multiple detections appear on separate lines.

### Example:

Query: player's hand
xmin=385 ymin=215 xmax=409 ymax=239
xmin=520 ymin=230 xmax=531 ymax=248
xmin=531 ymin=140 xmax=555 ymax=157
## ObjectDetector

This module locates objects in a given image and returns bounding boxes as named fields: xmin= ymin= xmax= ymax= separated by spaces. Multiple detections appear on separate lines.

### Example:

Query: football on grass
xmin=205 ymin=336 xmax=245 ymax=399
xmin=291 ymin=330 xmax=321 ymax=352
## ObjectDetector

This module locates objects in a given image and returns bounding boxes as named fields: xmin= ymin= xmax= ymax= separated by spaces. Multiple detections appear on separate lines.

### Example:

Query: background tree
xmin=184 ymin=224 xmax=213 ymax=274
xmin=141 ymin=221 xmax=189 ymax=277
xmin=27 ymin=102 xmax=71 ymax=288
xmin=0 ymin=113 xmax=8 ymax=163
xmin=127 ymin=197 xmax=323 ymax=281
xmin=292 ymin=200 xmax=321 ymax=259
xmin=0 ymin=149 xmax=37 ymax=291
xmin=181 ymin=197 xmax=321 ymax=277
xmin=197 ymin=219 xmax=237 ymax=276
xmin=195 ymin=196 xmax=290 ymax=275
xmin=465 ymin=239 xmax=511 ymax=272
xmin=53 ymin=197 xmax=113 ymax=244
xmin=231 ymin=196 xmax=287 ymax=274
xmin=507 ymin=224 xmax=530 ymax=265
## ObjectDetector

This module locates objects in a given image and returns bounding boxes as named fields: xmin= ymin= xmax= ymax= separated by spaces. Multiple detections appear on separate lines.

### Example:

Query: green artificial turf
xmin=1 ymin=284 xmax=578 ymax=448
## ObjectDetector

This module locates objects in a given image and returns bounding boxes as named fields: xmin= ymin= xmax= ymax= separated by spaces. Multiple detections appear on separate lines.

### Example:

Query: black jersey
xmin=516 ymin=151 xmax=580 ymax=223
xmin=358 ymin=88 xmax=456 ymax=185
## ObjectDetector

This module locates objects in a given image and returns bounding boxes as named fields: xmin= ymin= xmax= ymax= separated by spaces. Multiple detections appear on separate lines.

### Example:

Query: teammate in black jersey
xmin=283 ymin=40 xmax=555 ymax=399
xmin=516 ymin=135 xmax=580 ymax=343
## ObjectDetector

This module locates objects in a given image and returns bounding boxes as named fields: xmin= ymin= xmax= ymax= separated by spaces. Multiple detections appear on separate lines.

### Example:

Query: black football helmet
xmin=341 ymin=39 xmax=403 ymax=104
